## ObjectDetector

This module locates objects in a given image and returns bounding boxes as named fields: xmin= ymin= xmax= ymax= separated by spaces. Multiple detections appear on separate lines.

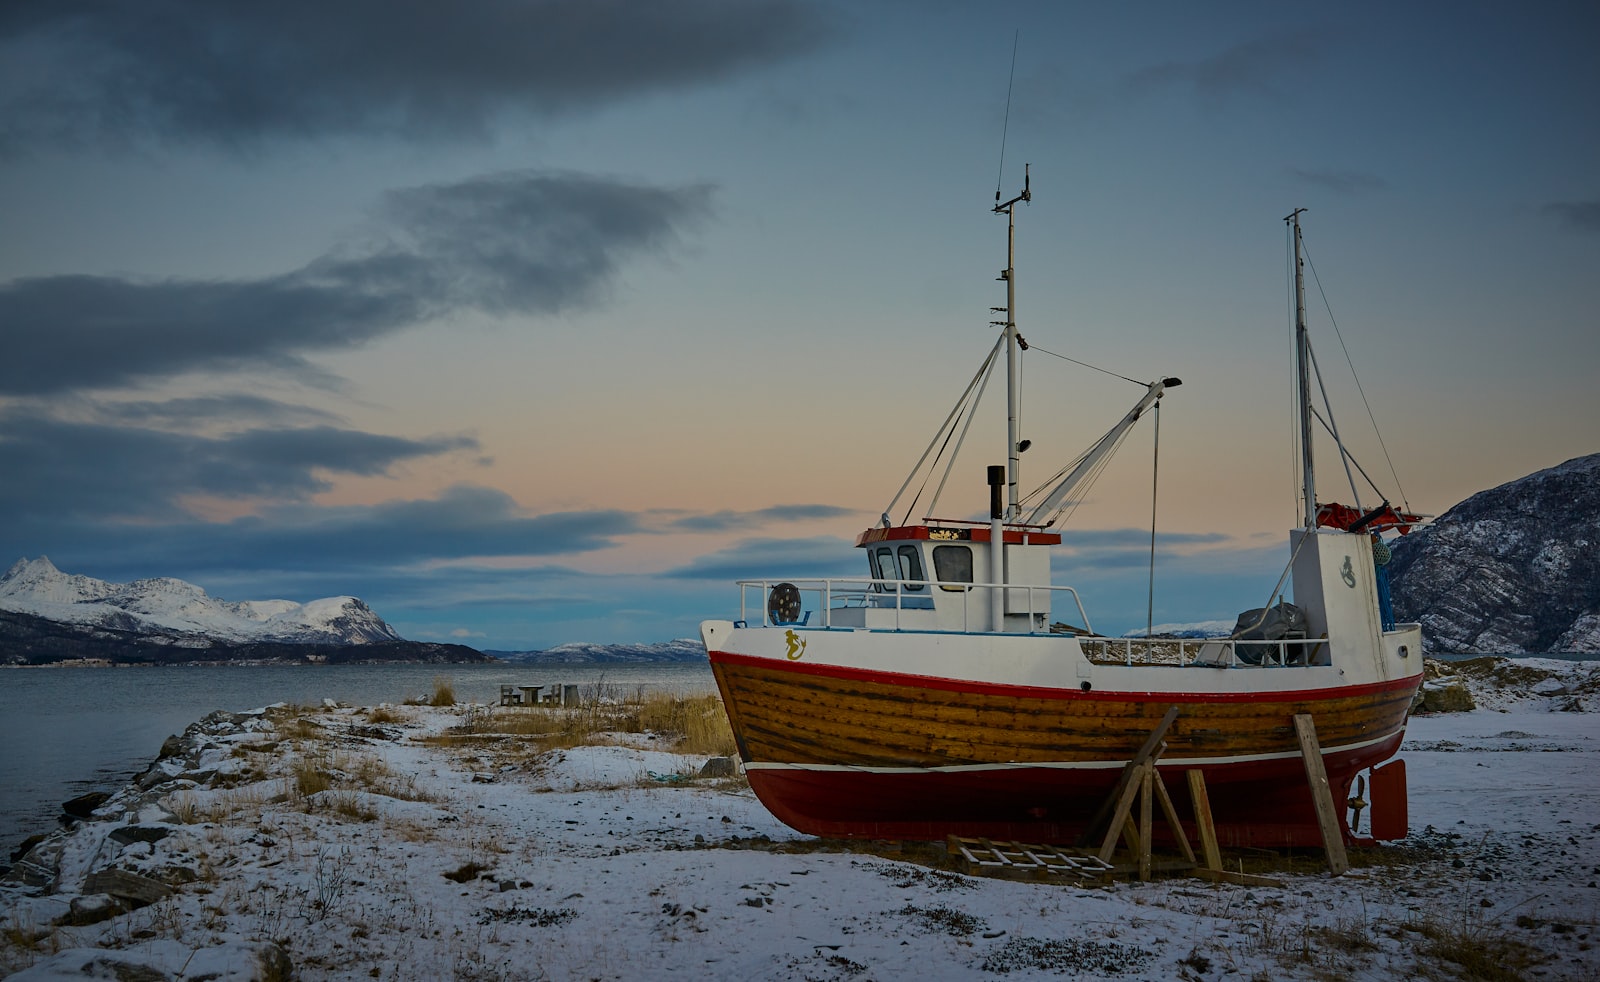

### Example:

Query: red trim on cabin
xmin=708 ymin=649 xmax=1422 ymax=705
xmin=854 ymin=525 xmax=1061 ymax=547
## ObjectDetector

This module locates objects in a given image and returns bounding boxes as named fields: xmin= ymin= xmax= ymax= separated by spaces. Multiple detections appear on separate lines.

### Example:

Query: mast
xmin=994 ymin=165 xmax=1030 ymax=520
xmin=1286 ymin=208 xmax=1316 ymax=529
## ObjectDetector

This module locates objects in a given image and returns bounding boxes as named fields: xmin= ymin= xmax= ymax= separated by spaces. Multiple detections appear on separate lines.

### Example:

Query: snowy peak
xmin=0 ymin=557 xmax=404 ymax=645
xmin=0 ymin=556 xmax=118 ymax=606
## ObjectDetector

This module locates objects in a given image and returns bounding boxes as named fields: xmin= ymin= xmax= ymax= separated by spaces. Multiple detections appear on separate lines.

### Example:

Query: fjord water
xmin=0 ymin=662 xmax=715 ymax=857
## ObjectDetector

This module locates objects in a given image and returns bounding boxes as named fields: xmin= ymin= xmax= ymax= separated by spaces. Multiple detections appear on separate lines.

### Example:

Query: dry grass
xmin=1402 ymin=910 xmax=1547 ymax=981
xmin=365 ymin=704 xmax=404 ymax=724
xmin=472 ymin=690 xmax=737 ymax=759
xmin=428 ymin=676 xmax=456 ymax=707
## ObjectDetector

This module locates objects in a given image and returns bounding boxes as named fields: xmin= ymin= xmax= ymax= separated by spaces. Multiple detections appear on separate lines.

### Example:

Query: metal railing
xmin=1078 ymin=636 xmax=1323 ymax=668
xmin=734 ymin=576 xmax=1091 ymax=636
xmin=730 ymin=578 xmax=1320 ymax=668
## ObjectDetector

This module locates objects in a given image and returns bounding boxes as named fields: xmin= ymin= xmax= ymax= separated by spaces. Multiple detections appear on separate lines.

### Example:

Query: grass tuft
xmin=1403 ymin=910 xmax=1546 ymax=981
xmin=429 ymin=676 xmax=457 ymax=707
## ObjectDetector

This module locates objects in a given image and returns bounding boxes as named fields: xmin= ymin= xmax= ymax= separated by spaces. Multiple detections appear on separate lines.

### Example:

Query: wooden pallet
xmin=946 ymin=836 xmax=1115 ymax=881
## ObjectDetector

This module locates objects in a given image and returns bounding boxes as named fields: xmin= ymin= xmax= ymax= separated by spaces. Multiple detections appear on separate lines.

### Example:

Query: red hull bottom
xmin=746 ymin=730 xmax=1403 ymax=849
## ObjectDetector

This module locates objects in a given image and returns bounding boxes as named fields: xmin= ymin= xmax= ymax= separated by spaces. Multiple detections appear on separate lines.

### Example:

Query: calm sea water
xmin=0 ymin=661 xmax=715 ymax=859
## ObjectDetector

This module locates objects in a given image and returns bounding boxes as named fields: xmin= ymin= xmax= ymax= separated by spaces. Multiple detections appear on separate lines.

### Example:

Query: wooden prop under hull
xmin=710 ymin=653 xmax=1420 ymax=849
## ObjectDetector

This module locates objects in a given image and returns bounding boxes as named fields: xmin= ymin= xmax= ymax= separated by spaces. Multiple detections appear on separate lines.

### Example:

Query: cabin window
xmin=897 ymin=545 xmax=925 ymax=591
xmin=932 ymin=545 xmax=973 ymax=591
xmin=870 ymin=547 xmax=897 ymax=591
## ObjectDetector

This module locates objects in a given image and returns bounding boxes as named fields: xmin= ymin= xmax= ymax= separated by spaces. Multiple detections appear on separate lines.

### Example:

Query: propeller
xmin=1347 ymin=773 xmax=1368 ymax=836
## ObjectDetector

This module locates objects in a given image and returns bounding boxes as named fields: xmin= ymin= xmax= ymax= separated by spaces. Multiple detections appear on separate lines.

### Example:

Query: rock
xmin=82 ymin=867 xmax=175 ymax=907
xmin=699 ymin=756 xmax=739 ymax=778
xmin=1413 ymin=680 xmax=1476 ymax=713
xmin=157 ymin=734 xmax=184 ymax=759
xmin=61 ymin=790 xmax=109 ymax=820
xmin=62 ymin=892 xmax=125 ymax=926
xmin=9 ymin=831 xmax=46 ymax=863
xmin=1532 ymin=677 xmax=1568 ymax=696
xmin=6 ymin=942 xmax=293 ymax=981
xmin=109 ymin=825 xmax=172 ymax=846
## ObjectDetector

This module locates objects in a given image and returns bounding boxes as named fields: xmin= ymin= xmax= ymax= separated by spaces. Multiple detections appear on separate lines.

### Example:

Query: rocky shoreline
xmin=2 ymin=658 xmax=1597 ymax=981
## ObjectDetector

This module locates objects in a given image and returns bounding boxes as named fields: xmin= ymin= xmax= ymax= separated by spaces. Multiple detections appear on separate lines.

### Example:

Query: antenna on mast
xmin=996 ymin=30 xmax=1019 ymax=205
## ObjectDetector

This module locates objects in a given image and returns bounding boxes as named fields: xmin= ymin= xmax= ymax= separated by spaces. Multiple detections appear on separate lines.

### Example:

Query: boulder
xmin=1413 ymin=679 xmax=1476 ymax=714
xmin=61 ymin=790 xmax=109 ymax=820
xmin=699 ymin=756 xmax=739 ymax=778
xmin=6 ymin=942 xmax=293 ymax=981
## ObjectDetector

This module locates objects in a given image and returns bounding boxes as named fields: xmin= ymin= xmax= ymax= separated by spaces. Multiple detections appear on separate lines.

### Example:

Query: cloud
xmin=1126 ymin=30 xmax=1331 ymax=101
xmin=664 ymin=504 xmax=858 ymax=533
xmin=0 ymin=0 xmax=834 ymax=150
xmin=89 ymin=394 xmax=346 ymax=430
xmin=1541 ymin=200 xmax=1600 ymax=233
xmin=662 ymin=535 xmax=861 ymax=581
xmin=1 ymin=483 xmax=640 ymax=578
xmin=0 ymin=170 xmax=713 ymax=395
xmin=1289 ymin=168 xmax=1388 ymax=194
xmin=0 ymin=409 xmax=478 ymax=523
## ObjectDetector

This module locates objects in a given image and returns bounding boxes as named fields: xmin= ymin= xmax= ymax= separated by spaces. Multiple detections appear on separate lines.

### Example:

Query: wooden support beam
xmin=1138 ymin=760 xmax=1154 ymax=881
xmin=1293 ymin=713 xmax=1349 ymax=876
xmin=1152 ymin=766 xmax=1196 ymax=865
xmin=1190 ymin=867 xmax=1286 ymax=889
xmin=1080 ymin=706 xmax=1179 ymax=845
xmin=1097 ymin=764 xmax=1149 ymax=863
xmin=1185 ymin=769 xmax=1223 ymax=872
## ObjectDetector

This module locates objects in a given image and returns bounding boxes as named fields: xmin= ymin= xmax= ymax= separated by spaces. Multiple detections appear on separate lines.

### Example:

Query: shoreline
xmin=2 ymin=663 xmax=1597 ymax=980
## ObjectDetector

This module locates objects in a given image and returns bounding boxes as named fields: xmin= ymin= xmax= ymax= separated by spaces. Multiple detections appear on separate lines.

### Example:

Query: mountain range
xmin=0 ymin=557 xmax=485 ymax=665
xmin=1389 ymin=453 xmax=1600 ymax=653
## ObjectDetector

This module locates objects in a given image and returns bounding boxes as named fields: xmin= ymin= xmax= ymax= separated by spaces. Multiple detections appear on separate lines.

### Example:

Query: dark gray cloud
xmin=662 ymin=535 xmax=860 ymax=581
xmin=2 ymin=484 xmax=638 ymax=578
xmin=89 ymin=394 xmax=345 ymax=430
xmin=0 ymin=0 xmax=833 ymax=150
xmin=665 ymin=503 xmax=858 ymax=533
xmin=1126 ymin=30 xmax=1330 ymax=101
xmin=0 ymin=409 xmax=477 ymax=522
xmin=1289 ymin=168 xmax=1388 ymax=194
xmin=1542 ymin=200 xmax=1600 ymax=233
xmin=0 ymin=170 xmax=713 ymax=395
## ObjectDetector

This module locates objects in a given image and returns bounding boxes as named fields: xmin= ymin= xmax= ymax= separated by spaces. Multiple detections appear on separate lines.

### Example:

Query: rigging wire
xmin=1306 ymin=340 xmax=1364 ymax=510
xmin=1015 ymin=421 xmax=1139 ymax=528
xmin=923 ymin=347 xmax=1000 ymax=521
xmin=1298 ymin=234 xmax=1412 ymax=512
xmin=884 ymin=334 xmax=1004 ymax=526
xmin=1025 ymin=343 xmax=1145 ymax=386
xmin=1310 ymin=407 xmax=1390 ymax=503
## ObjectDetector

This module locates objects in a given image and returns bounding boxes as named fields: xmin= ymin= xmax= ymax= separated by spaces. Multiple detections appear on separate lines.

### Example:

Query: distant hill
xmin=487 ymin=639 xmax=706 ymax=664
xmin=1389 ymin=454 xmax=1600 ymax=654
xmin=0 ymin=557 xmax=489 ymax=666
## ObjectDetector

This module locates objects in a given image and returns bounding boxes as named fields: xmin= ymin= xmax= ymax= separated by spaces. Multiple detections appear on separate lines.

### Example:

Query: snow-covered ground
xmin=2 ymin=660 xmax=1597 ymax=981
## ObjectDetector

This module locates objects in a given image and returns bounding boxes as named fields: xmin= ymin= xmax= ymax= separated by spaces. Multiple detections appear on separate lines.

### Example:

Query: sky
xmin=1 ymin=1 xmax=1595 ymax=650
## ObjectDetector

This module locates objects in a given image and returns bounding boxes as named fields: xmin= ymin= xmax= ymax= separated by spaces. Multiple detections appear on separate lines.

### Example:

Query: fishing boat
xmin=699 ymin=176 xmax=1425 ymax=849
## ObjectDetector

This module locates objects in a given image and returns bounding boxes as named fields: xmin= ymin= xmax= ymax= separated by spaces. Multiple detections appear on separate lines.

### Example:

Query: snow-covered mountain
xmin=1389 ymin=453 xmax=1600 ymax=653
xmin=0 ymin=557 xmax=403 ymax=646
